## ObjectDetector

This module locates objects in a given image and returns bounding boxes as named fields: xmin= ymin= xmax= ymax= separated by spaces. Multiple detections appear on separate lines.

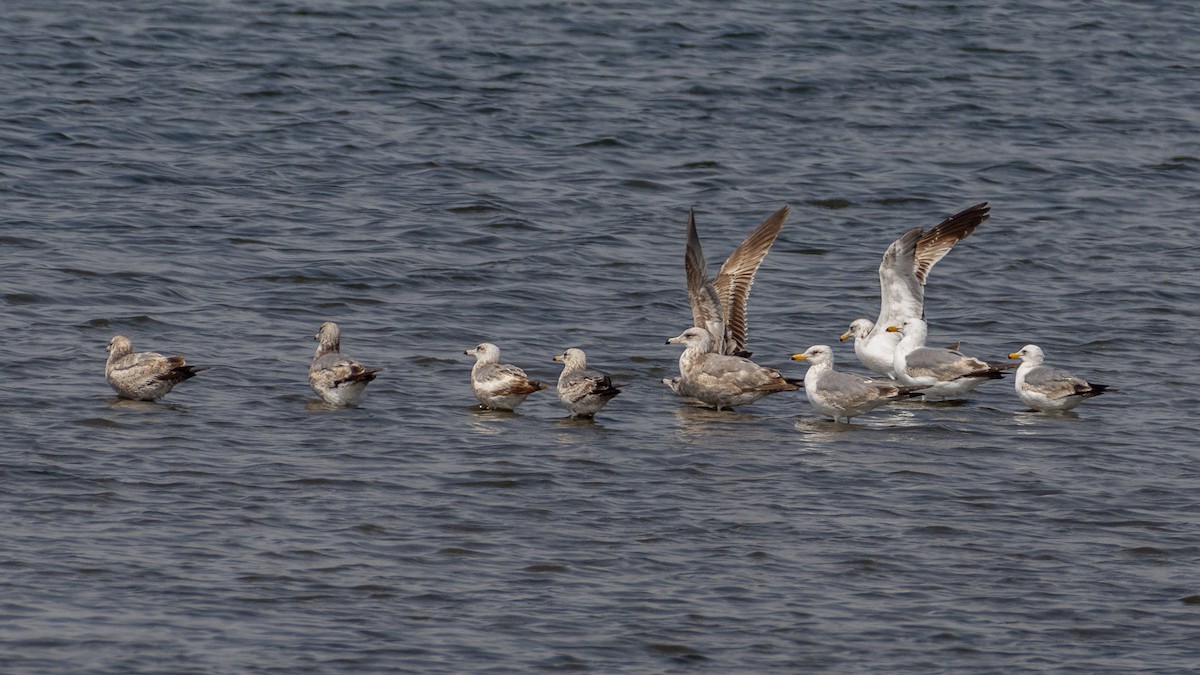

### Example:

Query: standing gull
xmin=841 ymin=202 xmax=990 ymax=377
xmin=791 ymin=345 xmax=924 ymax=423
xmin=465 ymin=342 xmax=548 ymax=411
xmin=309 ymin=321 xmax=380 ymax=407
xmin=105 ymin=335 xmax=206 ymax=401
xmin=666 ymin=327 xmax=800 ymax=411
xmin=1008 ymin=344 xmax=1111 ymax=412
xmin=553 ymin=348 xmax=621 ymax=419
xmin=886 ymin=318 xmax=1005 ymax=400
xmin=664 ymin=204 xmax=791 ymax=394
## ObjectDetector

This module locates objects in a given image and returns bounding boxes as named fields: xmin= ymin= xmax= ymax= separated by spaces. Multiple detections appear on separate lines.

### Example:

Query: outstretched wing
xmin=710 ymin=204 xmax=790 ymax=355
xmin=685 ymin=207 xmax=728 ymax=351
xmin=913 ymin=201 xmax=990 ymax=285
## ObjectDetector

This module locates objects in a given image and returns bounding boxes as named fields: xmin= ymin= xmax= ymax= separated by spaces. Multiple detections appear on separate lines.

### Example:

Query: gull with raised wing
xmin=791 ymin=345 xmax=924 ymax=422
xmin=309 ymin=321 xmax=380 ymax=407
xmin=886 ymin=318 xmax=1005 ymax=399
xmin=105 ymin=335 xmax=206 ymax=401
xmin=842 ymin=202 xmax=990 ymax=377
xmin=553 ymin=348 xmax=621 ymax=419
xmin=666 ymin=327 xmax=800 ymax=411
xmin=466 ymin=342 xmax=548 ymax=411
xmin=1008 ymin=344 xmax=1111 ymax=412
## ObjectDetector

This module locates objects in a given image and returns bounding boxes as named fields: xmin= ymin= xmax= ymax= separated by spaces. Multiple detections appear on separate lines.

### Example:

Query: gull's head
xmin=792 ymin=344 xmax=833 ymax=366
xmin=107 ymin=335 xmax=132 ymax=356
xmin=554 ymin=347 xmax=586 ymax=365
xmin=885 ymin=317 xmax=925 ymax=336
xmin=1008 ymin=344 xmax=1045 ymax=364
xmin=466 ymin=342 xmax=500 ymax=362
xmin=666 ymin=327 xmax=711 ymax=349
xmin=315 ymin=321 xmax=340 ymax=344
xmin=840 ymin=318 xmax=873 ymax=342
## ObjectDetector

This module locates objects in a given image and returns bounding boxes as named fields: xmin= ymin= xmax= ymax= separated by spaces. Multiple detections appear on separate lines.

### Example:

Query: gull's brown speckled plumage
xmin=309 ymin=322 xmax=380 ymax=407
xmin=666 ymin=327 xmax=801 ymax=411
xmin=553 ymin=348 xmax=620 ymax=419
xmin=105 ymin=335 xmax=205 ymax=401
xmin=465 ymin=342 xmax=547 ymax=411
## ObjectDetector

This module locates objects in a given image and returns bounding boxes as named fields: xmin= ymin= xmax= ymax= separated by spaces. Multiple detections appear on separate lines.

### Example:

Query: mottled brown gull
xmin=465 ymin=342 xmax=548 ymax=411
xmin=886 ymin=318 xmax=1005 ymax=400
xmin=553 ymin=348 xmax=621 ymax=419
xmin=841 ymin=202 xmax=990 ymax=377
xmin=666 ymin=327 xmax=800 ymax=411
xmin=1008 ymin=344 xmax=1111 ymax=412
xmin=791 ymin=345 xmax=923 ymax=422
xmin=105 ymin=335 xmax=205 ymax=401
xmin=309 ymin=321 xmax=380 ymax=407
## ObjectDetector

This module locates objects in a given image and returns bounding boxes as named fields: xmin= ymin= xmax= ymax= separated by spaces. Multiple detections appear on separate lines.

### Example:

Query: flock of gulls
xmin=103 ymin=202 xmax=1112 ymax=422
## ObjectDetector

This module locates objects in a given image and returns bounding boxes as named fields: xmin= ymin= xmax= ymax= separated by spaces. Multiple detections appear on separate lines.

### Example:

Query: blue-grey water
xmin=3 ymin=1 xmax=1199 ymax=672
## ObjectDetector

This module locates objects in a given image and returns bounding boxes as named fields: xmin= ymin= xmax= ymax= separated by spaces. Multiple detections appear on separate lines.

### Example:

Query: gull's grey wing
xmin=905 ymin=347 xmax=993 ymax=381
xmin=819 ymin=369 xmax=891 ymax=409
xmin=1022 ymin=365 xmax=1093 ymax=399
xmin=693 ymin=353 xmax=798 ymax=394
xmin=560 ymin=369 xmax=619 ymax=402
xmin=711 ymin=204 xmax=790 ymax=355
xmin=311 ymin=352 xmax=378 ymax=386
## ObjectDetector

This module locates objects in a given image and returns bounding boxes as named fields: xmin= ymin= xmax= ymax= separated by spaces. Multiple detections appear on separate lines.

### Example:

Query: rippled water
xmin=3 ymin=0 xmax=1200 ymax=671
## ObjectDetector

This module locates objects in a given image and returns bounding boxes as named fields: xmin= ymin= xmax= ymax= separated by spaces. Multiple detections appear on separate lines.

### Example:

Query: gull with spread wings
xmin=665 ymin=204 xmax=791 ymax=395
xmin=841 ymin=202 xmax=990 ymax=378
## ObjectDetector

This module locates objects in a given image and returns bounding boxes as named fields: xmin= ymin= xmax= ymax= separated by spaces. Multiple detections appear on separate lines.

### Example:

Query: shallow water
xmin=3 ymin=0 xmax=1200 ymax=671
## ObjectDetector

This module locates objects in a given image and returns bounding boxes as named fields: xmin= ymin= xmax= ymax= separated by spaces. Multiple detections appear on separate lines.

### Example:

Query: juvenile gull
xmin=666 ymin=327 xmax=801 ymax=411
xmin=309 ymin=321 xmax=380 ymax=407
xmin=685 ymin=204 xmax=791 ymax=357
xmin=105 ymin=335 xmax=205 ymax=401
xmin=1008 ymin=344 xmax=1111 ymax=412
xmin=553 ymin=348 xmax=621 ymax=419
xmin=841 ymin=202 xmax=990 ymax=377
xmin=465 ymin=342 xmax=548 ymax=411
xmin=791 ymin=345 xmax=923 ymax=422
xmin=886 ymin=318 xmax=1005 ymax=400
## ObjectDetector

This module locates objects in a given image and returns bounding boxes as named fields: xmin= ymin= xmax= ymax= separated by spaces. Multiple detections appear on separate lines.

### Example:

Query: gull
xmin=465 ymin=342 xmax=548 ymax=411
xmin=1008 ymin=344 xmax=1112 ymax=412
xmin=841 ymin=202 xmax=990 ymax=377
xmin=105 ymin=335 xmax=206 ymax=401
xmin=553 ymin=348 xmax=621 ymax=419
xmin=309 ymin=321 xmax=380 ymax=407
xmin=790 ymin=345 xmax=923 ymax=422
xmin=886 ymin=318 xmax=1005 ymax=399
xmin=666 ymin=327 xmax=800 ymax=411
xmin=664 ymin=203 xmax=790 ymax=394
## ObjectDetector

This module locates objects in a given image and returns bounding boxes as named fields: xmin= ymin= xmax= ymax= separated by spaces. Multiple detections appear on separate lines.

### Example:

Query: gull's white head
xmin=885 ymin=317 xmax=926 ymax=337
xmin=554 ymin=347 xmax=587 ymax=367
xmin=791 ymin=344 xmax=833 ymax=366
xmin=465 ymin=342 xmax=501 ymax=363
xmin=840 ymin=319 xmax=873 ymax=342
xmin=666 ymin=327 xmax=713 ymax=350
xmin=1008 ymin=344 xmax=1045 ymax=364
